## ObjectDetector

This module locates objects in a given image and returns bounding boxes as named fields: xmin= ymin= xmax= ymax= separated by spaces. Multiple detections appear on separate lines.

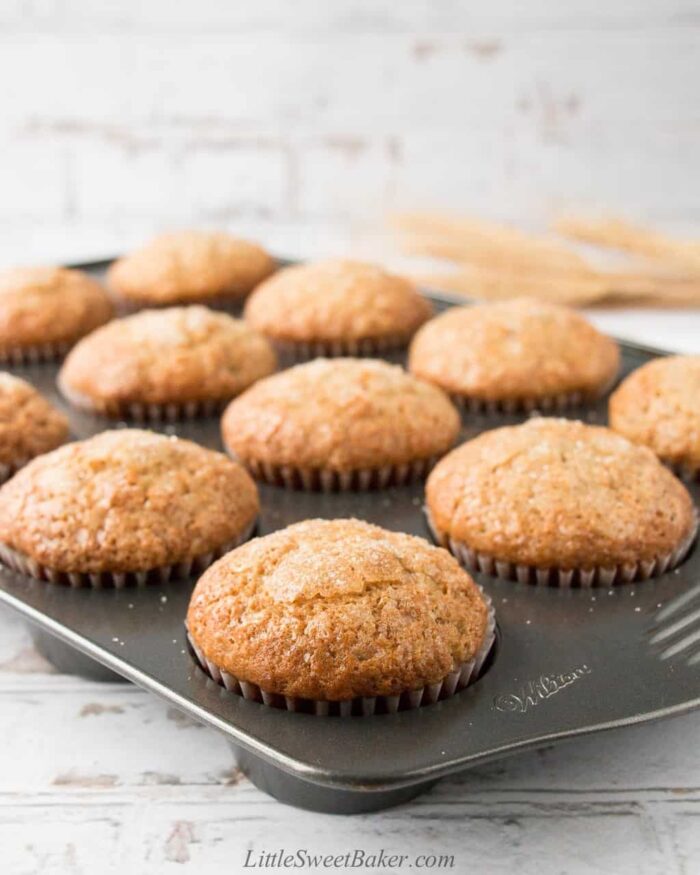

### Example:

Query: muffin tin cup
xmin=272 ymin=333 xmax=412 ymax=364
xmin=108 ymin=293 xmax=246 ymax=317
xmin=233 ymin=455 xmax=440 ymax=492
xmin=0 ymin=341 xmax=72 ymax=366
xmin=0 ymin=457 xmax=29 ymax=486
xmin=58 ymin=378 xmax=229 ymax=424
xmin=667 ymin=460 xmax=700 ymax=484
xmin=426 ymin=509 xmax=699 ymax=588
xmin=0 ymin=518 xmax=257 ymax=589
xmin=187 ymin=590 xmax=496 ymax=717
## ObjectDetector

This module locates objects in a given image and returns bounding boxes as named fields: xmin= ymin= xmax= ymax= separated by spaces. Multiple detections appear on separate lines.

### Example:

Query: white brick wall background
xmin=0 ymin=0 xmax=699 ymax=264
xmin=1 ymin=3 xmax=700 ymax=872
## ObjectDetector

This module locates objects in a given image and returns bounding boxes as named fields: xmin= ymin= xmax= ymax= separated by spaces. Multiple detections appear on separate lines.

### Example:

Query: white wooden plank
xmin=1 ymin=32 xmax=697 ymax=130
xmin=666 ymin=809 xmax=700 ymax=874
xmin=107 ymin=798 xmax=679 ymax=875
xmin=1 ymin=794 xmax=687 ymax=875
xmin=3 ymin=806 xmax=126 ymax=875
xmin=1 ymin=1 xmax=699 ymax=33
xmin=0 ymin=29 xmax=696 ymax=232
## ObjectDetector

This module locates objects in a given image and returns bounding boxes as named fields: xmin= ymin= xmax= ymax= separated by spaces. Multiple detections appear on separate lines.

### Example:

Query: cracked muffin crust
xmin=58 ymin=306 xmax=277 ymax=416
xmin=0 ymin=429 xmax=259 ymax=577
xmin=186 ymin=518 xmax=491 ymax=702
xmin=0 ymin=374 xmax=69 ymax=478
xmin=0 ymin=267 xmax=113 ymax=361
xmin=107 ymin=230 xmax=275 ymax=309
xmin=409 ymin=298 xmax=619 ymax=409
xmin=426 ymin=417 xmax=696 ymax=575
xmin=609 ymin=356 xmax=700 ymax=477
xmin=221 ymin=358 xmax=460 ymax=487
xmin=244 ymin=259 xmax=432 ymax=355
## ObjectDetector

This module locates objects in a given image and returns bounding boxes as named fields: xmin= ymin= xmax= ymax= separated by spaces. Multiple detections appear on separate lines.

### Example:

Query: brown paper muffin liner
xmin=449 ymin=389 xmax=600 ymax=416
xmin=59 ymin=378 xmax=228 ymax=423
xmin=272 ymin=333 xmax=412 ymax=364
xmin=234 ymin=455 xmax=440 ymax=492
xmin=0 ymin=518 xmax=257 ymax=589
xmin=0 ymin=341 xmax=72 ymax=366
xmin=426 ymin=509 xmax=698 ymax=588
xmin=446 ymin=370 xmax=619 ymax=416
xmin=187 ymin=590 xmax=495 ymax=717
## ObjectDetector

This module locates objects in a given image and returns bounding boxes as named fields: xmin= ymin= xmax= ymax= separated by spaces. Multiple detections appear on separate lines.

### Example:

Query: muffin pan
xmin=0 ymin=258 xmax=699 ymax=814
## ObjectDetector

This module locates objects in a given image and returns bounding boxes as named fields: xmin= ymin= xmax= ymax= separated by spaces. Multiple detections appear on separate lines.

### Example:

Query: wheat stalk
xmin=391 ymin=211 xmax=700 ymax=307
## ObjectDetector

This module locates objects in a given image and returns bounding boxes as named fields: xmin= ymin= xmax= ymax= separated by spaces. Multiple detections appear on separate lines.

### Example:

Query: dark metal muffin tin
xmin=0 ymin=259 xmax=699 ymax=814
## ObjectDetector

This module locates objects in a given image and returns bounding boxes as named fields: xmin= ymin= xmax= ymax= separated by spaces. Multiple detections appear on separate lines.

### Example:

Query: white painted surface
xmin=1 ymin=2 xmax=700 ymax=871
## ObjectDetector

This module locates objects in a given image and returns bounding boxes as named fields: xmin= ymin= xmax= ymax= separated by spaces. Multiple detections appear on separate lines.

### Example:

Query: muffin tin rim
xmin=0 ymin=256 xmax=698 ymax=808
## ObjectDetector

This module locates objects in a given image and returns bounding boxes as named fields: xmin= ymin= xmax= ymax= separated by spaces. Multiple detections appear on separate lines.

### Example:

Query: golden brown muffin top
xmin=609 ymin=356 xmax=700 ymax=471
xmin=0 ymin=267 xmax=113 ymax=349
xmin=244 ymin=258 xmax=432 ymax=343
xmin=59 ymin=306 xmax=277 ymax=409
xmin=107 ymin=230 xmax=275 ymax=305
xmin=0 ymin=429 xmax=259 ymax=573
xmin=426 ymin=417 xmax=695 ymax=570
xmin=187 ymin=518 xmax=489 ymax=701
xmin=222 ymin=358 xmax=460 ymax=472
xmin=0 ymin=373 xmax=69 ymax=466
xmin=409 ymin=298 xmax=619 ymax=400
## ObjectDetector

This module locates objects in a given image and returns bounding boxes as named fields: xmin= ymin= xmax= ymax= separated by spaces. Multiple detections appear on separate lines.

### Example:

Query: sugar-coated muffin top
xmin=107 ymin=230 xmax=275 ymax=305
xmin=0 ymin=373 xmax=68 ymax=467
xmin=0 ymin=429 xmax=259 ymax=573
xmin=244 ymin=258 xmax=432 ymax=343
xmin=59 ymin=306 xmax=277 ymax=410
xmin=222 ymin=358 xmax=460 ymax=472
xmin=426 ymin=417 xmax=695 ymax=570
xmin=409 ymin=298 xmax=619 ymax=400
xmin=609 ymin=355 xmax=700 ymax=471
xmin=0 ymin=267 xmax=113 ymax=350
xmin=187 ymin=518 xmax=489 ymax=701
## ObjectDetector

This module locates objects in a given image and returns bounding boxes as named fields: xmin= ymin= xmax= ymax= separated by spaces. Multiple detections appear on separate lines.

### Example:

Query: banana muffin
xmin=58 ymin=306 xmax=277 ymax=421
xmin=0 ymin=373 xmax=69 ymax=483
xmin=244 ymin=259 xmax=432 ymax=359
xmin=609 ymin=355 xmax=700 ymax=480
xmin=0 ymin=429 xmax=259 ymax=586
xmin=107 ymin=230 xmax=275 ymax=311
xmin=409 ymin=298 xmax=620 ymax=412
xmin=221 ymin=358 xmax=460 ymax=490
xmin=187 ymin=518 xmax=495 ymax=715
xmin=0 ymin=266 xmax=113 ymax=364
xmin=426 ymin=417 xmax=696 ymax=586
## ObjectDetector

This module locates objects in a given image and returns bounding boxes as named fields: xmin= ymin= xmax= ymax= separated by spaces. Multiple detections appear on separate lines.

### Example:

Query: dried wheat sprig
xmin=392 ymin=212 xmax=593 ymax=276
xmin=417 ymin=268 xmax=700 ymax=308
xmin=392 ymin=211 xmax=700 ymax=307
xmin=554 ymin=216 xmax=700 ymax=274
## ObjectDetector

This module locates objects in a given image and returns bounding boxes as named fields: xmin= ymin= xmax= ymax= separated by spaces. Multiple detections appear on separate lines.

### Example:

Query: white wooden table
xmin=1 ymin=304 xmax=698 ymax=874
